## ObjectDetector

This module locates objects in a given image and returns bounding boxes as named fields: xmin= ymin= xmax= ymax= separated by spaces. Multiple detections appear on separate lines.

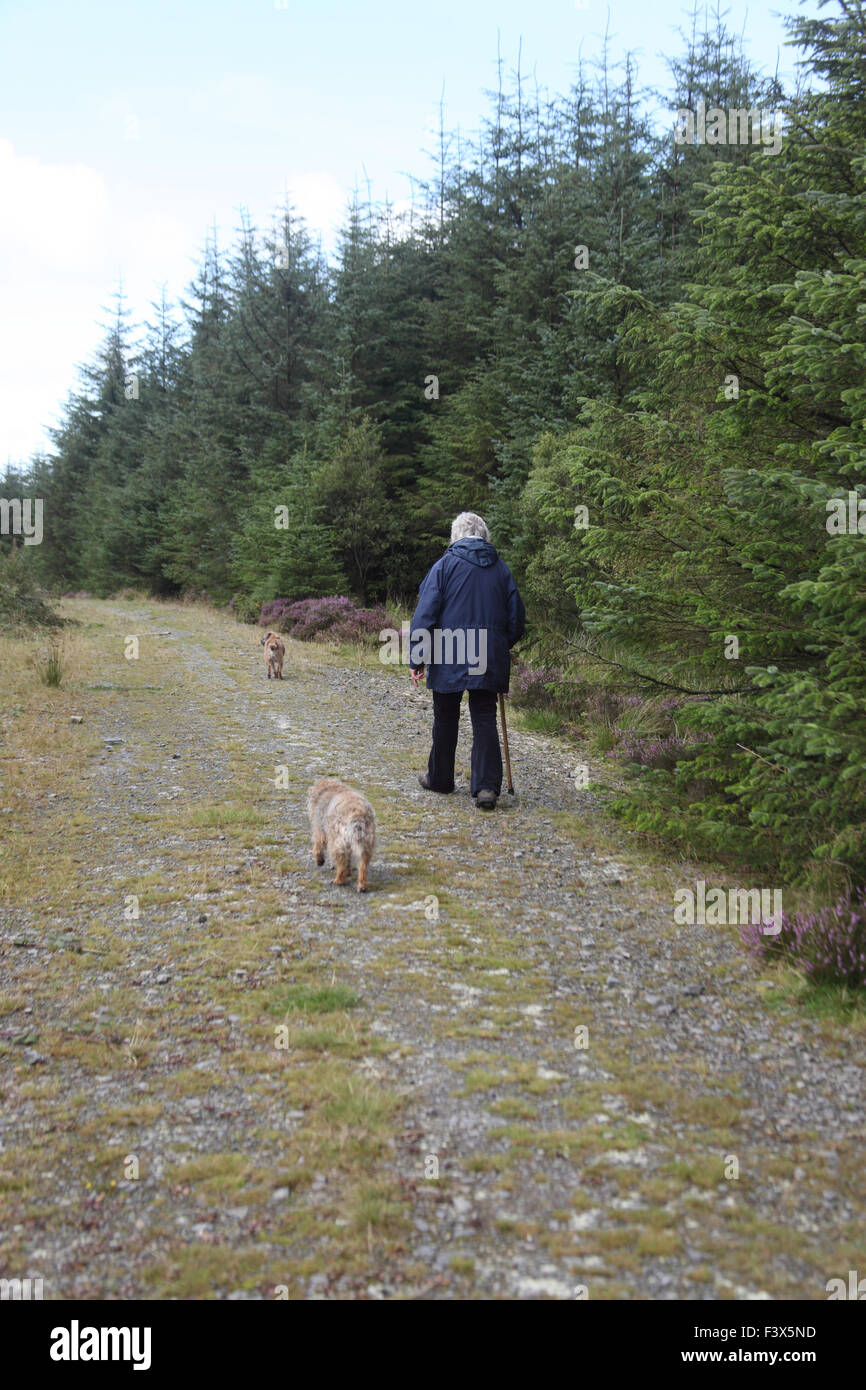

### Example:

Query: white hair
xmin=450 ymin=512 xmax=490 ymax=544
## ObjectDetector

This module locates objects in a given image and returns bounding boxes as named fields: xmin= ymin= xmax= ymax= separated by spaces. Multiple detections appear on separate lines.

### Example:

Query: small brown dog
xmin=306 ymin=778 xmax=376 ymax=893
xmin=260 ymin=630 xmax=285 ymax=680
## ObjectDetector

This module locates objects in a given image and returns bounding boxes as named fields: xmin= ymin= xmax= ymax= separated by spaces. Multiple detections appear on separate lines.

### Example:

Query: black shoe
xmin=475 ymin=789 xmax=497 ymax=810
xmin=418 ymin=774 xmax=454 ymax=793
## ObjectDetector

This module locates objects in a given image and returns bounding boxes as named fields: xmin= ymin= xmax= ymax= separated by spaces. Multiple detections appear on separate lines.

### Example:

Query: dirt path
xmin=1 ymin=599 xmax=864 ymax=1299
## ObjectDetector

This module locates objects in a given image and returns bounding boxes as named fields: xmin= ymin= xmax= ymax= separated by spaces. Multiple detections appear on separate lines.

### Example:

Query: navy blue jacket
xmin=409 ymin=538 xmax=526 ymax=692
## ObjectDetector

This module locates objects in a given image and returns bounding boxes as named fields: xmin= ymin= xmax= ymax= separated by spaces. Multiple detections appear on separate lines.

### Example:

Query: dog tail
xmin=349 ymin=816 xmax=375 ymax=853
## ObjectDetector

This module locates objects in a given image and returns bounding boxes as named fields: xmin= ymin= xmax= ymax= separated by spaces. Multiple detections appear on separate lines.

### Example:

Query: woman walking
xmin=409 ymin=512 xmax=526 ymax=811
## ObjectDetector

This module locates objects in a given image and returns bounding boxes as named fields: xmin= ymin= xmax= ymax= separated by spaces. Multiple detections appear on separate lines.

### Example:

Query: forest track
xmin=0 ymin=598 xmax=863 ymax=1300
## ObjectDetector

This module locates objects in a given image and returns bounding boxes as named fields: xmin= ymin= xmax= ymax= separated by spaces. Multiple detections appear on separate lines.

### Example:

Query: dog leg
xmin=333 ymin=850 xmax=349 ymax=886
xmin=357 ymin=852 xmax=370 ymax=893
xmin=312 ymin=831 xmax=326 ymax=866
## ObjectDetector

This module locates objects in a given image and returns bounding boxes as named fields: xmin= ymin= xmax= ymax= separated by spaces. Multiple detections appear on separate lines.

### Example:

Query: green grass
xmin=322 ymin=1081 xmax=400 ymax=1134
xmin=34 ymin=636 xmax=67 ymax=686
xmin=762 ymin=977 xmax=866 ymax=1027
xmin=348 ymin=1180 xmax=405 ymax=1233
xmin=187 ymin=803 xmax=268 ymax=829
xmin=266 ymin=984 xmax=361 ymax=1016
xmin=514 ymin=709 xmax=563 ymax=735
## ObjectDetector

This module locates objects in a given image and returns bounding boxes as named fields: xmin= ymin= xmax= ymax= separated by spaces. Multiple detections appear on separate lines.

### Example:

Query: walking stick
xmin=498 ymin=692 xmax=515 ymax=795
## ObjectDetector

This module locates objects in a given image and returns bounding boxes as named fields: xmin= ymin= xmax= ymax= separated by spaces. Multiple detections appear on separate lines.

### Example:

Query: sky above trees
xmin=1 ymin=0 xmax=820 ymax=465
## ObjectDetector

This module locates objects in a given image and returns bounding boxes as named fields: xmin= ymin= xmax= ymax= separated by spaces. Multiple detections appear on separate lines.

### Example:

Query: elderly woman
xmin=409 ymin=512 xmax=526 ymax=810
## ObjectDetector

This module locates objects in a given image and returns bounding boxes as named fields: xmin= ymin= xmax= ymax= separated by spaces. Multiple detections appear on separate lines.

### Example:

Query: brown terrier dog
xmin=306 ymin=778 xmax=376 ymax=893
xmin=260 ymin=630 xmax=285 ymax=680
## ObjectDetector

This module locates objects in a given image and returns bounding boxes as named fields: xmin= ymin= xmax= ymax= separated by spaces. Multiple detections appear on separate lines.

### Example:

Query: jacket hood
xmin=450 ymin=537 xmax=498 ymax=568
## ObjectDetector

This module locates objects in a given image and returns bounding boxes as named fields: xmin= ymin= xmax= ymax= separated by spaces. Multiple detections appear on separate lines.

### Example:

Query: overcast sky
xmin=1 ymin=0 xmax=817 ymax=467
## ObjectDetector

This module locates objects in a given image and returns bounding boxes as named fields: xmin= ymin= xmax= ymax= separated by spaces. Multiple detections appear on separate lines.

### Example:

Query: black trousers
xmin=426 ymin=689 xmax=503 ymax=797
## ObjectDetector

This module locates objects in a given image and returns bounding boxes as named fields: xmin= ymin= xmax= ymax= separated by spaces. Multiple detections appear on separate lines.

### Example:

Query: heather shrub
xmin=510 ymin=659 xmax=586 ymax=720
xmin=740 ymin=887 xmax=866 ymax=989
xmin=584 ymin=689 xmax=628 ymax=726
xmin=612 ymin=696 xmax=714 ymax=770
xmin=510 ymin=658 xmax=715 ymax=772
xmin=614 ymin=730 xmax=699 ymax=772
xmin=329 ymin=605 xmax=392 ymax=643
xmin=257 ymin=595 xmax=392 ymax=644
xmin=257 ymin=596 xmax=299 ymax=630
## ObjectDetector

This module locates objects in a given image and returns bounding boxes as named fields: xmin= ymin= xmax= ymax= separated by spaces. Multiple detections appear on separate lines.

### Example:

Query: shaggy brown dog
xmin=306 ymin=778 xmax=376 ymax=892
xmin=260 ymin=630 xmax=285 ymax=680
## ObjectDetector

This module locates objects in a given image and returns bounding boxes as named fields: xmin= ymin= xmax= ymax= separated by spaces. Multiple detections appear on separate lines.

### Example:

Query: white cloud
xmin=0 ymin=140 xmax=196 ymax=465
xmin=280 ymin=170 xmax=350 ymax=247
xmin=0 ymin=138 xmax=110 ymax=274
xmin=0 ymin=133 xmax=402 ymax=465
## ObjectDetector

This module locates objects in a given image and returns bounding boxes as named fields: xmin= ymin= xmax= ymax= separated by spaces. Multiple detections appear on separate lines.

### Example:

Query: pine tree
xmin=518 ymin=0 xmax=866 ymax=887
xmin=231 ymin=438 xmax=345 ymax=601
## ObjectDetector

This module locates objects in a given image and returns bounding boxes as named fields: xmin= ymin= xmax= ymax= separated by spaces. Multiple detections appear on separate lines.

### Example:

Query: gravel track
xmin=1 ymin=600 xmax=863 ymax=1300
